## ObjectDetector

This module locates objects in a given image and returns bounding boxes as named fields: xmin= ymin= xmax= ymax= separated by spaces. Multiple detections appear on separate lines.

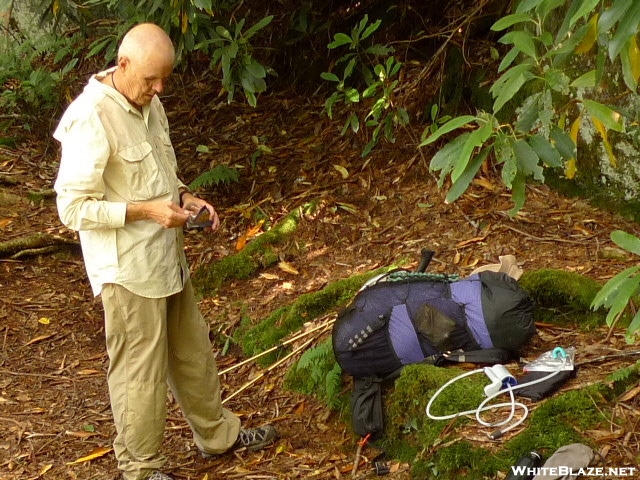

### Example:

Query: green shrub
xmin=0 ymin=33 xmax=80 ymax=116
xmin=419 ymin=0 xmax=638 ymax=215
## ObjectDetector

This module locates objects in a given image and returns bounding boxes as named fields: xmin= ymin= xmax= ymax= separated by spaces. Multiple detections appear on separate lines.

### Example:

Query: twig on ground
xmin=222 ymin=327 xmax=330 ymax=405
xmin=219 ymin=316 xmax=335 ymax=375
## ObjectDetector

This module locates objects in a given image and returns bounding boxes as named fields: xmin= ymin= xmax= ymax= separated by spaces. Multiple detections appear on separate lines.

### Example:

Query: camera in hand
xmin=186 ymin=206 xmax=213 ymax=229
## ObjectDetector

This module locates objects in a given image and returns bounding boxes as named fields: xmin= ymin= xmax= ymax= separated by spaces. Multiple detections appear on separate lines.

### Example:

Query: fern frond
xmin=189 ymin=165 xmax=240 ymax=189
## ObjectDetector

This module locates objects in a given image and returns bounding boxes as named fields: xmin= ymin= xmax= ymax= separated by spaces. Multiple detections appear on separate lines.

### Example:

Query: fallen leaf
xmin=620 ymin=385 xmax=640 ymax=402
xmin=259 ymin=273 xmax=279 ymax=280
xmin=336 ymin=202 xmax=358 ymax=214
xmin=294 ymin=401 xmax=306 ymax=415
xmin=39 ymin=464 xmax=53 ymax=476
xmin=66 ymin=446 xmax=113 ymax=465
xmin=77 ymin=369 xmax=101 ymax=375
xmin=463 ymin=257 xmax=480 ymax=267
xmin=0 ymin=218 xmax=12 ymax=228
xmin=25 ymin=334 xmax=54 ymax=346
xmin=473 ymin=177 xmax=495 ymax=190
xmin=38 ymin=317 xmax=51 ymax=325
xmin=456 ymin=235 xmax=487 ymax=248
xmin=235 ymin=219 xmax=265 ymax=251
xmin=573 ymin=225 xmax=592 ymax=236
xmin=65 ymin=430 xmax=100 ymax=438
xmin=333 ymin=164 xmax=349 ymax=179
xmin=229 ymin=466 xmax=251 ymax=474
xmin=584 ymin=429 xmax=625 ymax=442
xmin=278 ymin=261 xmax=299 ymax=275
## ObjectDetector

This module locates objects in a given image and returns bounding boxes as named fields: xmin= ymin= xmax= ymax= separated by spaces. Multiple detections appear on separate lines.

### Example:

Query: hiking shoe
xmin=233 ymin=425 xmax=278 ymax=451
xmin=200 ymin=425 xmax=278 ymax=458
xmin=146 ymin=472 xmax=173 ymax=480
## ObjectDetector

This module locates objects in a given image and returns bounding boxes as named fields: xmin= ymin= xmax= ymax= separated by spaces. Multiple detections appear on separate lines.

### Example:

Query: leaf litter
xmin=1 ymin=79 xmax=640 ymax=480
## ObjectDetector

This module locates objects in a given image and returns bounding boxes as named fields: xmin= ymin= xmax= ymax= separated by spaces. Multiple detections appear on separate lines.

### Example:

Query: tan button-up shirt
xmin=54 ymin=67 xmax=189 ymax=298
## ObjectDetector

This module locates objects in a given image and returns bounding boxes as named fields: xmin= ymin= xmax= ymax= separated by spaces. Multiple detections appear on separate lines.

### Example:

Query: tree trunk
xmin=0 ymin=0 xmax=14 ymax=53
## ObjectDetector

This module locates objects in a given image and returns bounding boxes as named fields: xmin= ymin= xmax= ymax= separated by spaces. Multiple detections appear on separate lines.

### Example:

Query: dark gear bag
xmin=351 ymin=376 xmax=384 ymax=439
xmin=350 ymin=368 xmax=403 ymax=441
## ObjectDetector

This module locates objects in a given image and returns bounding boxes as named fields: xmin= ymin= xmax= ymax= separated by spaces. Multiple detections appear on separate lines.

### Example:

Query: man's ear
xmin=117 ymin=56 xmax=130 ymax=71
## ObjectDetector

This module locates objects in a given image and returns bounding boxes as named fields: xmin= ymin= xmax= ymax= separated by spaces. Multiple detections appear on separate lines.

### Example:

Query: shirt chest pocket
xmin=116 ymin=141 xmax=170 ymax=201
xmin=159 ymin=131 xmax=178 ymax=168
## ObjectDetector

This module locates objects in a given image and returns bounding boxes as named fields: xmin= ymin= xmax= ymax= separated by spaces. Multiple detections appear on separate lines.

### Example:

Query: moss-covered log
xmin=519 ymin=269 xmax=606 ymax=326
xmin=280 ymin=267 xmax=640 ymax=478
xmin=236 ymin=267 xmax=392 ymax=363
xmin=193 ymin=204 xmax=307 ymax=294
xmin=385 ymin=364 xmax=615 ymax=479
xmin=0 ymin=232 xmax=78 ymax=258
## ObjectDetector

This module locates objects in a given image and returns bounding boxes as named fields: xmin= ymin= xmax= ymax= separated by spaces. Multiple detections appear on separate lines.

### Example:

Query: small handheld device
xmin=186 ymin=206 xmax=213 ymax=229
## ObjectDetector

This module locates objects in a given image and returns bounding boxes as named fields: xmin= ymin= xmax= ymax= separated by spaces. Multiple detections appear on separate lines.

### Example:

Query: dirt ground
xmin=2 ymin=90 xmax=640 ymax=480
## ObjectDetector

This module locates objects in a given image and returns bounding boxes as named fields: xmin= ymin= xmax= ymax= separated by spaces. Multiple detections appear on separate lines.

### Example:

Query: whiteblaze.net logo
xmin=511 ymin=466 xmax=638 ymax=477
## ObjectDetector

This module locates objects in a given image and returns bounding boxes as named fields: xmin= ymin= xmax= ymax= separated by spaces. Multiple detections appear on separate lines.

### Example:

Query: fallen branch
xmin=222 ymin=328 xmax=329 ymax=405
xmin=27 ymin=189 xmax=56 ymax=203
xmin=0 ymin=233 xmax=78 ymax=259
xmin=219 ymin=316 xmax=335 ymax=375
xmin=0 ymin=173 xmax=19 ymax=185
xmin=576 ymin=350 xmax=640 ymax=367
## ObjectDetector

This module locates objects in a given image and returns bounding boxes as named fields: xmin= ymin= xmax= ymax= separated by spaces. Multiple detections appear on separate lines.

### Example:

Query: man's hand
xmin=126 ymin=200 xmax=190 ymax=228
xmin=182 ymin=195 xmax=220 ymax=231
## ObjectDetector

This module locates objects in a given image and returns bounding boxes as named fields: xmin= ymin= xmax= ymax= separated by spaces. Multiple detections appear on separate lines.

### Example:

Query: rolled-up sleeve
xmin=54 ymin=109 xmax=127 ymax=231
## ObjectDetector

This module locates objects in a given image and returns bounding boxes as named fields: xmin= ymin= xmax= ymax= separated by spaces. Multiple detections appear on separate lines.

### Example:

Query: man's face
xmin=122 ymin=51 xmax=173 ymax=106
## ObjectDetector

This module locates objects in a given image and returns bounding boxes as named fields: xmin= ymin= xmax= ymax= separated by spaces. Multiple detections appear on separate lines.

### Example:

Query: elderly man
xmin=53 ymin=23 xmax=276 ymax=480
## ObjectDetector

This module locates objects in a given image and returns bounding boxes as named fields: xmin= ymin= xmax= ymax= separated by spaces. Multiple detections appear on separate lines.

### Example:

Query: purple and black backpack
xmin=332 ymin=254 xmax=536 ymax=439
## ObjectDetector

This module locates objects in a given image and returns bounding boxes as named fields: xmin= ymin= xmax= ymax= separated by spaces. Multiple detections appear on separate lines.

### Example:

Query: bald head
xmin=113 ymin=23 xmax=175 ymax=106
xmin=119 ymin=23 xmax=175 ymax=66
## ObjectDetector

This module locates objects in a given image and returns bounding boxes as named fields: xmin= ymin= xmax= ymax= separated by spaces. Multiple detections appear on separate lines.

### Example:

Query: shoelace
xmin=238 ymin=428 xmax=263 ymax=444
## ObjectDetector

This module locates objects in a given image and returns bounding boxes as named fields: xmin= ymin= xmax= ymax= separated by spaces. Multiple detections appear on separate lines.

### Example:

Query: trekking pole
xmin=219 ymin=317 xmax=336 ymax=376
xmin=222 ymin=326 xmax=331 ymax=404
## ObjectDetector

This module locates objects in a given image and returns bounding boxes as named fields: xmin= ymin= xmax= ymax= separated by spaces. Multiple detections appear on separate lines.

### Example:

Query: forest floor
xmin=2 ymin=86 xmax=640 ymax=480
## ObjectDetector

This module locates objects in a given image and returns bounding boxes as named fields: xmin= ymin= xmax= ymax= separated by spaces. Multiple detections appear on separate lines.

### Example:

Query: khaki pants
xmin=102 ymin=280 xmax=240 ymax=480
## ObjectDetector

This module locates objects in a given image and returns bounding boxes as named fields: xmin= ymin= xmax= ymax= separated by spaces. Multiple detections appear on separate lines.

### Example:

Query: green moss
xmin=382 ymin=365 xmax=613 ymax=479
xmin=235 ymin=267 xmax=393 ymax=363
xmin=383 ymin=364 xmax=491 ymax=478
xmin=519 ymin=269 xmax=606 ymax=326
xmin=385 ymin=364 xmax=485 ymax=445
xmin=192 ymin=205 xmax=305 ymax=293
xmin=27 ymin=188 xmax=55 ymax=204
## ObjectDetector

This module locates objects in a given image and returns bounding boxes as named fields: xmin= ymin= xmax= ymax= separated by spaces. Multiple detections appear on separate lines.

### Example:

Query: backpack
xmin=332 ymin=253 xmax=536 ymax=439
